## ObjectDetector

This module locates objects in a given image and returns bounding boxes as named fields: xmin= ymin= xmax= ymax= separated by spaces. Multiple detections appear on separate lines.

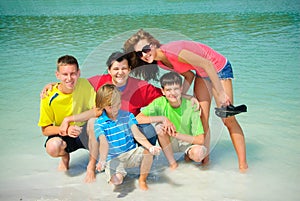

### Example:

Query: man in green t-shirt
xmin=136 ymin=72 xmax=207 ymax=169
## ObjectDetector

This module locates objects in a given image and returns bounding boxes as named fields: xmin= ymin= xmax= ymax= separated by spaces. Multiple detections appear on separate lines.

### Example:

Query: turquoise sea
xmin=0 ymin=0 xmax=299 ymax=201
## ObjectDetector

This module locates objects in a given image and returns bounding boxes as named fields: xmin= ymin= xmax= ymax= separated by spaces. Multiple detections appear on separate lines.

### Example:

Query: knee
xmin=155 ymin=124 xmax=165 ymax=137
xmin=223 ymin=116 xmax=237 ymax=128
xmin=46 ymin=138 xmax=66 ymax=157
xmin=190 ymin=145 xmax=207 ymax=162
xmin=110 ymin=173 xmax=124 ymax=185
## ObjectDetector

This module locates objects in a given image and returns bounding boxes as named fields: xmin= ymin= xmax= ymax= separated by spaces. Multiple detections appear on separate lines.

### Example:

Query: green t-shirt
xmin=141 ymin=96 xmax=204 ymax=136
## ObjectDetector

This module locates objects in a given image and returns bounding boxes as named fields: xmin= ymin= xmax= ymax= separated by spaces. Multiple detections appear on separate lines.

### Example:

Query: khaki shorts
xmin=170 ymin=138 xmax=193 ymax=153
xmin=171 ymin=138 xmax=207 ymax=159
xmin=105 ymin=146 xmax=144 ymax=182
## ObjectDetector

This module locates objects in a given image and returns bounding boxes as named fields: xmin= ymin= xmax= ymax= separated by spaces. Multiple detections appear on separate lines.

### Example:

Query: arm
xmin=178 ymin=49 xmax=230 ymax=106
xmin=41 ymin=125 xmax=61 ymax=136
xmin=181 ymin=94 xmax=199 ymax=111
xmin=96 ymin=135 xmax=108 ymax=172
xmin=172 ymin=132 xmax=204 ymax=145
xmin=59 ymin=108 xmax=102 ymax=136
xmin=41 ymin=124 xmax=82 ymax=138
xmin=180 ymin=70 xmax=195 ymax=94
xmin=136 ymin=113 xmax=176 ymax=135
xmin=131 ymin=124 xmax=161 ymax=155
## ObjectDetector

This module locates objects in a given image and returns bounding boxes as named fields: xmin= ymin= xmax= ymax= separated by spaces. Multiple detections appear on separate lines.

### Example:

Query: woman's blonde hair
xmin=95 ymin=84 xmax=121 ymax=110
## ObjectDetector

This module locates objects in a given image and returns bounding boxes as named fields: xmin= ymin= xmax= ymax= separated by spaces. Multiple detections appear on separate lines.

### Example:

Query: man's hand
xmin=67 ymin=125 xmax=82 ymax=138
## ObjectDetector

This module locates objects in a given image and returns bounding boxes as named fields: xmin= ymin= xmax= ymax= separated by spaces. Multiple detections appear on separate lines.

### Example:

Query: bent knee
xmin=223 ymin=116 xmax=238 ymax=127
xmin=190 ymin=145 xmax=207 ymax=162
xmin=46 ymin=137 xmax=66 ymax=157
xmin=110 ymin=173 xmax=124 ymax=185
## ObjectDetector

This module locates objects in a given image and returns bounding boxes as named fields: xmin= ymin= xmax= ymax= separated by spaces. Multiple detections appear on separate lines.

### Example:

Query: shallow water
xmin=0 ymin=0 xmax=300 ymax=200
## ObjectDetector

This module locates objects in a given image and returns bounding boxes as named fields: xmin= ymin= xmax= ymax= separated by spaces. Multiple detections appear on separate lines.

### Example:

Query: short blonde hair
xmin=95 ymin=84 xmax=121 ymax=110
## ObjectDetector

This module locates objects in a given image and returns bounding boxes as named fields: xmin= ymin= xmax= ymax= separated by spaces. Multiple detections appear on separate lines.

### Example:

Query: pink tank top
xmin=158 ymin=40 xmax=227 ymax=77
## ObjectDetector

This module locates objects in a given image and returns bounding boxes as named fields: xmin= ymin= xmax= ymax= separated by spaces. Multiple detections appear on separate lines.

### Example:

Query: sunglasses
xmin=135 ymin=44 xmax=152 ymax=58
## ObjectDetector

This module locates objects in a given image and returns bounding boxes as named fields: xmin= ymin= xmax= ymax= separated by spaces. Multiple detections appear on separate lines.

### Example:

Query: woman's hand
xmin=219 ymin=91 xmax=231 ymax=107
xmin=190 ymin=96 xmax=200 ymax=111
xmin=40 ymin=83 xmax=56 ymax=99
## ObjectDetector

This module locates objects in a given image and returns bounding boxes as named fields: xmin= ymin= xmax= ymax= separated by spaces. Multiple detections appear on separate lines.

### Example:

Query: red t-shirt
xmin=88 ymin=74 xmax=162 ymax=116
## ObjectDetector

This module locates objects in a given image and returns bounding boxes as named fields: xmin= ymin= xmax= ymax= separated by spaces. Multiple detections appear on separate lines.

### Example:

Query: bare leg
xmin=85 ymin=118 xmax=98 ymax=183
xmin=138 ymin=149 xmax=153 ymax=191
xmin=45 ymin=137 xmax=70 ymax=171
xmin=110 ymin=173 xmax=124 ymax=186
xmin=216 ymin=79 xmax=248 ymax=171
xmin=156 ymin=124 xmax=178 ymax=169
xmin=224 ymin=116 xmax=248 ymax=171
xmin=58 ymin=153 xmax=70 ymax=171
xmin=194 ymin=77 xmax=212 ymax=165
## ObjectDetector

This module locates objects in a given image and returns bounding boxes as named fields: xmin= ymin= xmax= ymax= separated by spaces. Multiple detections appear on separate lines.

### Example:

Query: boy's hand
xmin=67 ymin=125 xmax=82 ymax=138
xmin=149 ymin=146 xmax=161 ymax=155
xmin=96 ymin=161 xmax=106 ymax=172
xmin=162 ymin=118 xmax=176 ymax=136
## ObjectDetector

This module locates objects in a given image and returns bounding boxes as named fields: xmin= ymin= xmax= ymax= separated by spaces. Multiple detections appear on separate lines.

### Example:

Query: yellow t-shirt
xmin=38 ymin=78 xmax=96 ymax=127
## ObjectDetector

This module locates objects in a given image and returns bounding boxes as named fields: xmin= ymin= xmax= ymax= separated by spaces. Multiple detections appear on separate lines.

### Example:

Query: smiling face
xmin=108 ymin=58 xmax=130 ymax=87
xmin=161 ymin=83 xmax=183 ymax=107
xmin=56 ymin=64 xmax=80 ymax=93
xmin=134 ymin=39 xmax=156 ymax=63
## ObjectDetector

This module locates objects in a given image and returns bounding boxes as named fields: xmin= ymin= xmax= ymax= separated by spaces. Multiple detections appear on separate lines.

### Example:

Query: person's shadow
xmin=113 ymin=175 xmax=136 ymax=198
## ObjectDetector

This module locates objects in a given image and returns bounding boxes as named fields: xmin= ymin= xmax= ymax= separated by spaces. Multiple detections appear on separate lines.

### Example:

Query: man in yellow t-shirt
xmin=38 ymin=55 xmax=95 ymax=171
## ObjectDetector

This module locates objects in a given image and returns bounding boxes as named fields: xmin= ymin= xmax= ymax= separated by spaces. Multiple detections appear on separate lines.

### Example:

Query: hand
xmin=219 ymin=92 xmax=231 ymax=107
xmin=59 ymin=117 xmax=73 ymax=136
xmin=40 ymin=83 xmax=55 ymax=99
xmin=190 ymin=96 xmax=200 ymax=111
xmin=67 ymin=125 xmax=82 ymax=138
xmin=162 ymin=118 xmax=176 ymax=136
xmin=149 ymin=146 xmax=161 ymax=155
xmin=96 ymin=161 xmax=106 ymax=172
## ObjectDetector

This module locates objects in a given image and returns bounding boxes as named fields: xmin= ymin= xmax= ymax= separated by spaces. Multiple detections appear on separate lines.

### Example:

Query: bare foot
xmin=84 ymin=169 xmax=96 ymax=183
xmin=58 ymin=154 xmax=69 ymax=171
xmin=138 ymin=179 xmax=149 ymax=191
xmin=184 ymin=154 xmax=192 ymax=162
xmin=201 ymin=155 xmax=210 ymax=166
xmin=169 ymin=162 xmax=178 ymax=170
xmin=239 ymin=163 xmax=248 ymax=173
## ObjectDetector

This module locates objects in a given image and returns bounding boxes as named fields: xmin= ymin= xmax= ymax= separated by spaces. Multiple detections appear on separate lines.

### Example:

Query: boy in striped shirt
xmin=93 ymin=84 xmax=161 ymax=191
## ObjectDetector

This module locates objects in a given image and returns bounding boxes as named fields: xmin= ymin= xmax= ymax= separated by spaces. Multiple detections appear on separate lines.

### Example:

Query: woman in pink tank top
xmin=124 ymin=29 xmax=248 ymax=171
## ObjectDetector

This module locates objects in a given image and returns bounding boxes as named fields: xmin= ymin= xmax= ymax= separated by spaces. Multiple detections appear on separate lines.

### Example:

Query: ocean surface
xmin=0 ymin=0 xmax=299 ymax=201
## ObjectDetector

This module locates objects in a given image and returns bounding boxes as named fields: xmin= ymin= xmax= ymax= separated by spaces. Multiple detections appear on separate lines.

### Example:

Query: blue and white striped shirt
xmin=94 ymin=110 xmax=137 ymax=161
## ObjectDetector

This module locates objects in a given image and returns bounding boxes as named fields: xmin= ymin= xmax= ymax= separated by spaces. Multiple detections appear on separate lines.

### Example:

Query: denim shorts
xmin=198 ymin=60 xmax=234 ymax=81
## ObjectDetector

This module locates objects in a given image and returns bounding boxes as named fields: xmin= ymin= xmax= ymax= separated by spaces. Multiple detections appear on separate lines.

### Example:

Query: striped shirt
xmin=94 ymin=110 xmax=137 ymax=161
